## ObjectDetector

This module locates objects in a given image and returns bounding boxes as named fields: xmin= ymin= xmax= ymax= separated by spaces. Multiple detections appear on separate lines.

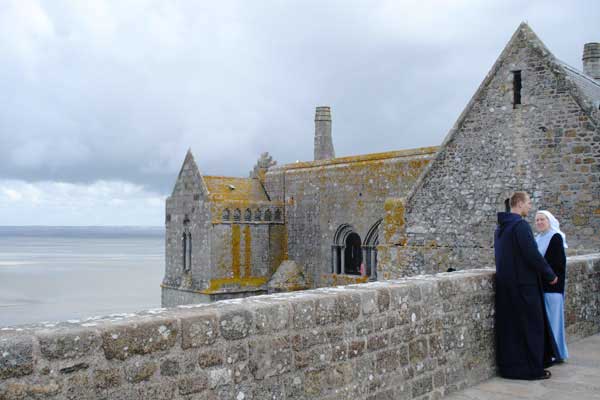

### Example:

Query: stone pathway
xmin=445 ymin=334 xmax=600 ymax=399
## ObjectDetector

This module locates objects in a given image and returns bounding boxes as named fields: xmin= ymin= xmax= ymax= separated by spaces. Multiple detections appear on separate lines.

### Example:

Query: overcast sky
xmin=0 ymin=0 xmax=598 ymax=226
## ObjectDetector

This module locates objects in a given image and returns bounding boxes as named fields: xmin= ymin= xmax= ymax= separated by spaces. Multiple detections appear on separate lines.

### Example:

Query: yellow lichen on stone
xmin=231 ymin=224 xmax=241 ymax=278
xmin=277 ymin=146 xmax=438 ymax=171
xmin=244 ymin=225 xmax=251 ymax=277
xmin=322 ymin=273 xmax=369 ymax=286
xmin=383 ymin=198 xmax=406 ymax=245
xmin=203 ymin=176 xmax=269 ymax=202
xmin=201 ymin=276 xmax=269 ymax=294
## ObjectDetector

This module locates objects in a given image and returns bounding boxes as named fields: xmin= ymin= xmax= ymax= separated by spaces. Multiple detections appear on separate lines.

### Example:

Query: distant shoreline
xmin=0 ymin=226 xmax=164 ymax=238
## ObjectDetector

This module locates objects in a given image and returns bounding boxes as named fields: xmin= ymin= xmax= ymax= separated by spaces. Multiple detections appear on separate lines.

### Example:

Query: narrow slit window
xmin=182 ymin=233 xmax=187 ymax=270
xmin=513 ymin=70 xmax=522 ymax=107
xmin=187 ymin=233 xmax=192 ymax=271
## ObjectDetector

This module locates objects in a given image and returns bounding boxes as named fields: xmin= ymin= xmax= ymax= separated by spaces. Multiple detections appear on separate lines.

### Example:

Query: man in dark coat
xmin=494 ymin=191 xmax=558 ymax=380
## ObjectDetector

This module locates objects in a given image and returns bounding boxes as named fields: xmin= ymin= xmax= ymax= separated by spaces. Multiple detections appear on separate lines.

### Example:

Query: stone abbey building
xmin=162 ymin=23 xmax=600 ymax=306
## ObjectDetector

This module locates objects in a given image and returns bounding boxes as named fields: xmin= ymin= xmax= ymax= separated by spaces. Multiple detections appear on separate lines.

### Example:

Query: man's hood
xmin=496 ymin=212 xmax=523 ymax=237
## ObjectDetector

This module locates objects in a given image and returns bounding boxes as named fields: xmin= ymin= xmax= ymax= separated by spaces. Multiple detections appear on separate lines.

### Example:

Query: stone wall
xmin=2 ymin=254 xmax=598 ymax=400
xmin=163 ymin=152 xmax=213 ymax=297
xmin=379 ymin=24 xmax=600 ymax=278
xmin=265 ymin=147 xmax=438 ymax=287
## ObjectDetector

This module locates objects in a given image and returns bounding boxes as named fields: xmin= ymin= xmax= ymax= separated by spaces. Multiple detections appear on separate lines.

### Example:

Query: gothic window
xmin=244 ymin=208 xmax=252 ymax=221
xmin=182 ymin=216 xmax=192 ymax=272
xmin=254 ymin=209 xmax=262 ymax=221
xmin=364 ymin=220 xmax=381 ymax=280
xmin=222 ymin=208 xmax=231 ymax=221
xmin=331 ymin=224 xmax=362 ymax=276
xmin=233 ymin=208 xmax=241 ymax=222
xmin=274 ymin=208 xmax=282 ymax=221
xmin=264 ymin=209 xmax=272 ymax=221
xmin=513 ymin=70 xmax=522 ymax=107
xmin=344 ymin=233 xmax=362 ymax=275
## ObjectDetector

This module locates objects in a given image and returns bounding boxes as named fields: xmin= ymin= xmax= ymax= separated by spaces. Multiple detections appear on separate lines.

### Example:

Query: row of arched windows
xmin=221 ymin=207 xmax=282 ymax=222
xmin=331 ymin=220 xmax=380 ymax=279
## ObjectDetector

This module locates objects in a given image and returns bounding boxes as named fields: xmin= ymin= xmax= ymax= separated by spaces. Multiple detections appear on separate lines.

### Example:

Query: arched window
xmin=244 ymin=208 xmax=252 ymax=221
xmin=364 ymin=219 xmax=381 ymax=280
xmin=264 ymin=209 xmax=272 ymax=221
xmin=233 ymin=208 xmax=241 ymax=222
xmin=222 ymin=208 xmax=231 ymax=221
xmin=274 ymin=208 xmax=282 ymax=221
xmin=331 ymin=224 xmax=362 ymax=276
xmin=254 ymin=209 xmax=262 ymax=221
xmin=344 ymin=233 xmax=362 ymax=275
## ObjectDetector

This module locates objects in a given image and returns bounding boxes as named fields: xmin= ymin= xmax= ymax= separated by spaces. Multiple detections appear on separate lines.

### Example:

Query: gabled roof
xmin=404 ymin=22 xmax=600 ymax=208
xmin=171 ymin=149 xmax=208 ymax=197
xmin=203 ymin=176 xmax=269 ymax=202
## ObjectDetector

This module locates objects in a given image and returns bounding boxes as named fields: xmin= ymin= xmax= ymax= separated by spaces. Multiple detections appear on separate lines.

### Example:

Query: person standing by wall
xmin=535 ymin=210 xmax=569 ymax=363
xmin=494 ymin=191 xmax=558 ymax=380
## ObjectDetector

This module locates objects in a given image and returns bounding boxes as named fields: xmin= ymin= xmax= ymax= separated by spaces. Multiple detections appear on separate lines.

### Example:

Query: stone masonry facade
xmin=1 ymin=254 xmax=599 ymax=399
xmin=377 ymin=23 xmax=600 ymax=278
xmin=162 ymin=23 xmax=599 ymax=305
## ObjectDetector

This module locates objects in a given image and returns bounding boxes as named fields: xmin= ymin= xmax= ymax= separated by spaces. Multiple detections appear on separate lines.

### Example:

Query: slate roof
xmin=558 ymin=60 xmax=600 ymax=106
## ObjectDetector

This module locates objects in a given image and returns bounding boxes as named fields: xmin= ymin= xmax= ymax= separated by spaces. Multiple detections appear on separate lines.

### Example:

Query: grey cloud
xmin=0 ymin=0 xmax=598 ymax=194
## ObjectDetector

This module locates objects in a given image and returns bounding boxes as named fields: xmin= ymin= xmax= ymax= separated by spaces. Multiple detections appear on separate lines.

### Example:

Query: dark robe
xmin=541 ymin=234 xmax=566 ymax=294
xmin=494 ymin=212 xmax=558 ymax=379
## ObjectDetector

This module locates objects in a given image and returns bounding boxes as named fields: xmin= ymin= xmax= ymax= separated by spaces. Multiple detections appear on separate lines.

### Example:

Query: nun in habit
xmin=535 ymin=210 xmax=569 ymax=362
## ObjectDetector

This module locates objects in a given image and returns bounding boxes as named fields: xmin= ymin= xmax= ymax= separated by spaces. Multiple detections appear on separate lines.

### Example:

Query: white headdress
xmin=535 ymin=210 xmax=568 ymax=255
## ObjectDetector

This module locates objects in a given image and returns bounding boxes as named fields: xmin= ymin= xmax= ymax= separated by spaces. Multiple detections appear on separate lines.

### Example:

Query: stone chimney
xmin=582 ymin=42 xmax=600 ymax=81
xmin=314 ymin=106 xmax=335 ymax=161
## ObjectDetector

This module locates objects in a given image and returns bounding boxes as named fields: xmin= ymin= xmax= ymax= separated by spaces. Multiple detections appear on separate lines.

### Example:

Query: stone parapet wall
xmin=1 ymin=254 xmax=599 ymax=400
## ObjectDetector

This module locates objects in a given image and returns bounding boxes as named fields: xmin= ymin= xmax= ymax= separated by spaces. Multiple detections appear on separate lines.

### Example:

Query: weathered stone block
xmin=160 ymin=358 xmax=180 ymax=377
xmin=93 ymin=368 xmax=122 ymax=390
xmin=38 ymin=329 xmax=101 ymax=360
xmin=178 ymin=373 xmax=208 ymax=395
xmin=224 ymin=341 xmax=249 ymax=365
xmin=0 ymin=380 xmax=60 ymax=400
xmin=248 ymin=336 xmax=291 ymax=380
xmin=294 ymin=344 xmax=331 ymax=370
xmin=349 ymin=338 xmax=366 ymax=359
xmin=411 ymin=375 xmax=433 ymax=397
xmin=388 ymin=284 xmax=411 ymax=310
xmin=291 ymin=330 xmax=327 ymax=352
xmin=101 ymin=319 xmax=178 ymax=360
xmin=253 ymin=302 xmax=290 ymax=334
xmin=198 ymin=348 xmax=224 ymax=368
xmin=367 ymin=333 xmax=389 ymax=352
xmin=335 ymin=293 xmax=361 ymax=322
xmin=125 ymin=360 xmax=158 ymax=383
xmin=181 ymin=312 xmax=219 ymax=348
xmin=359 ymin=291 xmax=378 ymax=316
xmin=376 ymin=288 xmax=391 ymax=312
xmin=208 ymin=367 xmax=232 ymax=388
xmin=315 ymin=295 xmax=338 ymax=325
xmin=219 ymin=309 xmax=253 ymax=340
xmin=292 ymin=298 xmax=316 ymax=329
xmin=0 ymin=335 xmax=33 ymax=379
xmin=409 ymin=337 xmax=429 ymax=363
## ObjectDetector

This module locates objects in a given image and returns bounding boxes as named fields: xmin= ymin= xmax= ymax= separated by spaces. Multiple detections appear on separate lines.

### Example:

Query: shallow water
xmin=0 ymin=226 xmax=164 ymax=327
